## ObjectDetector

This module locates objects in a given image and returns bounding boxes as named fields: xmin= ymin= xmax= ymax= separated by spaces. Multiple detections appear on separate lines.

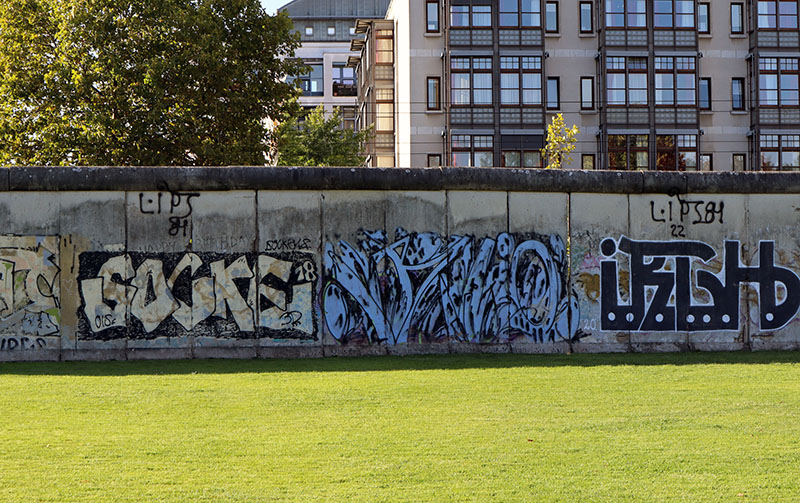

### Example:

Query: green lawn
xmin=2 ymin=352 xmax=800 ymax=502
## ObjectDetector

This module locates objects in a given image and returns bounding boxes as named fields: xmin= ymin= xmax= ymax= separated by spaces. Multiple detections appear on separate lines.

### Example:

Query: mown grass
xmin=2 ymin=352 xmax=800 ymax=502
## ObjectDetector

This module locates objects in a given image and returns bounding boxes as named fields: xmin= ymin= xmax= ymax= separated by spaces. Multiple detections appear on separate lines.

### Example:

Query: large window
xmin=580 ymin=1 xmax=594 ymax=32
xmin=731 ymin=3 xmax=744 ymax=33
xmin=608 ymin=134 xmax=648 ymax=170
xmin=545 ymin=2 xmax=559 ymax=32
xmin=451 ymin=135 xmax=494 ymax=167
xmin=332 ymin=63 xmax=356 ymax=97
xmin=499 ymin=0 xmax=542 ymax=27
xmin=376 ymin=88 xmax=393 ymax=132
xmin=451 ymin=5 xmax=493 ymax=27
xmin=451 ymin=57 xmax=493 ymax=106
xmin=606 ymin=0 xmax=646 ymax=28
xmin=501 ymin=150 xmax=543 ymax=167
xmin=698 ymin=2 xmax=710 ymax=32
xmin=581 ymin=77 xmax=595 ymax=109
xmin=375 ymin=30 xmax=393 ymax=64
xmin=656 ymin=134 xmax=697 ymax=170
xmin=547 ymin=77 xmax=560 ymax=109
xmin=760 ymin=134 xmax=800 ymax=170
xmin=500 ymin=56 xmax=542 ymax=105
xmin=759 ymin=57 xmax=800 ymax=107
xmin=654 ymin=0 xmax=695 ymax=28
xmin=298 ymin=62 xmax=323 ymax=96
xmin=758 ymin=0 xmax=799 ymax=29
xmin=427 ymin=77 xmax=441 ymax=110
xmin=654 ymin=56 xmax=696 ymax=106
xmin=607 ymin=56 xmax=647 ymax=106
xmin=427 ymin=1 xmax=440 ymax=32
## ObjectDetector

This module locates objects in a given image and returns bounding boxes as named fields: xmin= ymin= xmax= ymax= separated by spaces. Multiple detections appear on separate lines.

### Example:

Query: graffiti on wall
xmin=600 ymin=236 xmax=800 ymax=332
xmin=77 ymin=251 xmax=317 ymax=340
xmin=321 ymin=228 xmax=578 ymax=345
xmin=0 ymin=236 xmax=60 ymax=338
xmin=138 ymin=184 xmax=199 ymax=237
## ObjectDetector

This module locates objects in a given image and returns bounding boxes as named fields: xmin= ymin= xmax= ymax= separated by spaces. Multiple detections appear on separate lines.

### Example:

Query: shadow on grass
xmin=1 ymin=350 xmax=800 ymax=376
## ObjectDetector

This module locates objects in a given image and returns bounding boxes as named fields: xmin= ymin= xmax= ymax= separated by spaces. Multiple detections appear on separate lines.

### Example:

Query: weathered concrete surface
xmin=570 ymin=193 xmax=630 ymax=352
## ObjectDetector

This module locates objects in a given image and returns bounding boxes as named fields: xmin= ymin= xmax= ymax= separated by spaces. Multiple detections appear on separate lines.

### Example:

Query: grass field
xmin=2 ymin=352 xmax=800 ymax=502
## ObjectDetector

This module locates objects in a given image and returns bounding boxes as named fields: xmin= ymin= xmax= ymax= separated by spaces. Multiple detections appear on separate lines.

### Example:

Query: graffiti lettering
xmin=321 ymin=228 xmax=578 ymax=345
xmin=264 ymin=238 xmax=312 ymax=252
xmin=77 ymin=251 xmax=317 ymax=340
xmin=650 ymin=195 xmax=724 ymax=225
xmin=0 ymin=336 xmax=47 ymax=351
xmin=138 ymin=183 xmax=200 ymax=237
xmin=600 ymin=237 xmax=800 ymax=332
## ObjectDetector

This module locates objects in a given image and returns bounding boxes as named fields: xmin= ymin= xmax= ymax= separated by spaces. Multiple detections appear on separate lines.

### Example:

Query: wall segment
xmin=2 ymin=166 xmax=800 ymax=360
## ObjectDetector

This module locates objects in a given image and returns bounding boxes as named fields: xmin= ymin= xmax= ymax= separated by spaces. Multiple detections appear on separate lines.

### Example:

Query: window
xmin=656 ymin=134 xmax=697 ymax=170
xmin=499 ymin=0 xmax=542 ymax=27
xmin=701 ymin=154 xmax=713 ymax=171
xmin=581 ymin=77 xmax=595 ymax=109
xmin=427 ymin=154 xmax=442 ymax=167
xmin=733 ymin=153 xmax=746 ymax=171
xmin=580 ymin=2 xmax=594 ymax=32
xmin=427 ymin=77 xmax=441 ymax=110
xmin=732 ymin=78 xmax=745 ymax=110
xmin=451 ymin=57 xmax=493 ymax=106
xmin=700 ymin=78 xmax=711 ymax=109
xmin=654 ymin=0 xmax=695 ymax=28
xmin=731 ymin=3 xmax=744 ymax=33
xmin=608 ymin=135 xmax=648 ymax=170
xmin=502 ymin=150 xmax=542 ymax=167
xmin=607 ymin=56 xmax=648 ymax=106
xmin=350 ymin=27 xmax=356 ymax=35
xmin=337 ymin=106 xmax=356 ymax=130
xmin=582 ymin=154 xmax=596 ymax=169
xmin=427 ymin=1 xmax=440 ymax=32
xmin=298 ymin=62 xmax=323 ymax=96
xmin=451 ymin=135 xmax=494 ymax=167
xmin=332 ymin=63 xmax=356 ymax=97
xmin=473 ymin=5 xmax=492 ymax=27
xmin=305 ymin=26 xmax=314 ymax=36
xmin=546 ymin=77 xmax=560 ymax=109
xmin=375 ymin=30 xmax=393 ymax=63
xmin=758 ymin=57 xmax=800 ymax=107
xmin=760 ymin=135 xmax=800 ymax=170
xmin=606 ymin=0 xmax=646 ymax=28
xmin=328 ymin=26 xmax=335 ymax=36
xmin=758 ymin=0 xmax=799 ymax=29
xmin=500 ymin=56 xmax=543 ymax=105
xmin=654 ymin=57 xmax=696 ymax=106
xmin=451 ymin=5 xmax=492 ymax=27
xmin=698 ymin=2 xmax=710 ymax=33
xmin=546 ymin=2 xmax=559 ymax=32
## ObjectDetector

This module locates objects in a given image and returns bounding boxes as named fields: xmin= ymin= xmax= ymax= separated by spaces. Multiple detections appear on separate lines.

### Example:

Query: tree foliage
xmin=541 ymin=113 xmax=580 ymax=169
xmin=272 ymin=105 xmax=371 ymax=167
xmin=0 ymin=0 xmax=305 ymax=166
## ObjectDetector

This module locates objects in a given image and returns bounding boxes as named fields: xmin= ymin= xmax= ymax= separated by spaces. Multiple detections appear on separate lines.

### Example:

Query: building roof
xmin=279 ymin=0 xmax=390 ymax=20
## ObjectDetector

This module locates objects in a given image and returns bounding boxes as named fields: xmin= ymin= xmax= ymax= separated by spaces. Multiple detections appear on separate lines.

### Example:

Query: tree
xmin=272 ymin=105 xmax=371 ymax=167
xmin=540 ymin=113 xmax=580 ymax=169
xmin=0 ymin=0 xmax=305 ymax=166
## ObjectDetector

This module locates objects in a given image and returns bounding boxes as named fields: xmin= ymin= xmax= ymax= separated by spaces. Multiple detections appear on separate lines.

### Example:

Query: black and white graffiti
xmin=0 ymin=236 xmax=60 ymax=338
xmin=600 ymin=236 xmax=800 ymax=332
xmin=321 ymin=228 xmax=578 ymax=345
xmin=78 ymin=251 xmax=317 ymax=340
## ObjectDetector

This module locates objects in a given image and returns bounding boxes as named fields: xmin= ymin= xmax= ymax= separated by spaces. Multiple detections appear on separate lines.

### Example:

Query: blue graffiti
xmin=321 ymin=228 xmax=578 ymax=345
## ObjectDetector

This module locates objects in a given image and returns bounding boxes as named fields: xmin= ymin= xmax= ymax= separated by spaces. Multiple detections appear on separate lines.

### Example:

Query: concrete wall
xmin=3 ymin=166 xmax=800 ymax=361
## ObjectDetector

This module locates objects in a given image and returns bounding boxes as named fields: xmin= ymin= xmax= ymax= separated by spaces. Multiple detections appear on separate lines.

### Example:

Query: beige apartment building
xmin=352 ymin=0 xmax=795 ymax=171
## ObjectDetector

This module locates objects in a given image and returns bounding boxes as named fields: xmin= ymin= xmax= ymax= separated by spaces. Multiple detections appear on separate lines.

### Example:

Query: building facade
xmin=280 ymin=0 xmax=391 ymax=128
xmin=352 ymin=0 xmax=798 ymax=171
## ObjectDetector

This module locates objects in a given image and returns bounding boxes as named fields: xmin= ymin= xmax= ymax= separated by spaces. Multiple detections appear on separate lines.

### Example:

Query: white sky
xmin=260 ymin=0 xmax=290 ymax=15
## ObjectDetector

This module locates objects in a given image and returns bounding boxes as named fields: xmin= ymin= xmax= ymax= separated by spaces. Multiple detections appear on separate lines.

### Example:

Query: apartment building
xmin=280 ymin=0 xmax=391 ymax=128
xmin=352 ymin=0 xmax=797 ymax=170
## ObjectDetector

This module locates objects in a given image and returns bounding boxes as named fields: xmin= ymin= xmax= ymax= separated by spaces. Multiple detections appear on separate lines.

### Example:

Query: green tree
xmin=272 ymin=105 xmax=371 ymax=167
xmin=0 ymin=0 xmax=305 ymax=166
xmin=541 ymin=113 xmax=580 ymax=169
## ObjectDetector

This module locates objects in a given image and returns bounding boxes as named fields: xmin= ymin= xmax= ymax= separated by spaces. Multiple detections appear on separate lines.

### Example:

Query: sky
xmin=260 ymin=0 xmax=289 ymax=15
